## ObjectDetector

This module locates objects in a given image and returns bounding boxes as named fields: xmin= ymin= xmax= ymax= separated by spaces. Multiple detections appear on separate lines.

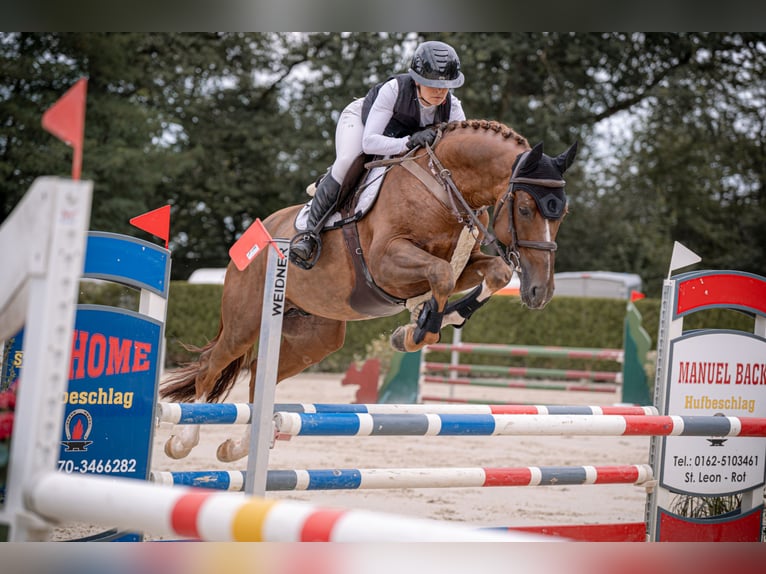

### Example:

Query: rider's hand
xmin=406 ymin=128 xmax=437 ymax=150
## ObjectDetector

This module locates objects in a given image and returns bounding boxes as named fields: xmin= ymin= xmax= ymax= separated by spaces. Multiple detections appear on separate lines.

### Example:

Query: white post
xmin=448 ymin=327 xmax=462 ymax=401
xmin=0 ymin=178 xmax=92 ymax=541
xmin=140 ymin=288 xmax=169 ymax=380
xmin=244 ymin=239 xmax=289 ymax=496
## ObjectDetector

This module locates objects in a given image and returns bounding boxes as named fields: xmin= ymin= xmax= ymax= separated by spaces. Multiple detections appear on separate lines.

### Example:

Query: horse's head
xmin=492 ymin=140 xmax=578 ymax=309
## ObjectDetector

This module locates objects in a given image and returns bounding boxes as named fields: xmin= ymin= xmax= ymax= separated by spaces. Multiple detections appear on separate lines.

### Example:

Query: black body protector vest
xmin=361 ymin=74 xmax=452 ymax=137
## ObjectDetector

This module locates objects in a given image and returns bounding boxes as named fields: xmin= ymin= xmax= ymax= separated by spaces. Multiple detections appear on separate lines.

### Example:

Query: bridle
xmin=489 ymin=152 xmax=566 ymax=271
xmin=391 ymin=142 xmax=567 ymax=272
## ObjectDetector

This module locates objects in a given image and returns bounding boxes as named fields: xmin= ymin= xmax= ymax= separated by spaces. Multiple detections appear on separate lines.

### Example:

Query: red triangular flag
xmin=130 ymin=205 xmax=171 ymax=248
xmin=42 ymin=78 xmax=88 ymax=180
xmin=630 ymin=290 xmax=646 ymax=302
xmin=229 ymin=218 xmax=283 ymax=271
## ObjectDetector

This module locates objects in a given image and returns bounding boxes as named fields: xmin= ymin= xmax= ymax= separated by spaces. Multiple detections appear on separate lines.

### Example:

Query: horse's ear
xmin=514 ymin=142 xmax=543 ymax=176
xmin=554 ymin=141 xmax=578 ymax=174
xmin=528 ymin=142 xmax=544 ymax=166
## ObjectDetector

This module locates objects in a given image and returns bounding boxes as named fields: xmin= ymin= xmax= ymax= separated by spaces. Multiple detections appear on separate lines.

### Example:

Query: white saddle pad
xmin=295 ymin=166 xmax=387 ymax=231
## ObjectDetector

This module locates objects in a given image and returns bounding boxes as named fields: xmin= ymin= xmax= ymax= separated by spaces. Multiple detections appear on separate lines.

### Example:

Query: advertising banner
xmin=58 ymin=306 xmax=161 ymax=480
xmin=661 ymin=330 xmax=766 ymax=495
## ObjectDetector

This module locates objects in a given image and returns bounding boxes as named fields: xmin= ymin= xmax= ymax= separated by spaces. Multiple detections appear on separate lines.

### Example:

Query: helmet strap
xmin=416 ymin=84 xmax=447 ymax=107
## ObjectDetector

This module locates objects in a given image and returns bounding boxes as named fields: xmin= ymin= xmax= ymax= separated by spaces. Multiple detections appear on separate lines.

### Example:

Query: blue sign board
xmin=1 ymin=231 xmax=170 ymax=541
xmin=2 ymin=232 xmax=168 ymax=477
xmin=1 ymin=329 xmax=23 ymax=391
xmin=83 ymin=232 xmax=170 ymax=297
xmin=58 ymin=306 xmax=161 ymax=480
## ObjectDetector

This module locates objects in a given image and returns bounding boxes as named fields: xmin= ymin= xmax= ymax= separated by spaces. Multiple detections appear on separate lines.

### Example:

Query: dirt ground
xmin=51 ymin=371 xmax=652 ymax=541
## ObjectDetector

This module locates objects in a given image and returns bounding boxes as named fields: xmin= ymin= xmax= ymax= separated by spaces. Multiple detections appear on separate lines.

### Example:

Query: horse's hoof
xmin=390 ymin=327 xmax=407 ymax=352
xmin=217 ymin=439 xmax=247 ymax=463
xmin=390 ymin=325 xmax=426 ymax=352
xmin=164 ymin=435 xmax=192 ymax=459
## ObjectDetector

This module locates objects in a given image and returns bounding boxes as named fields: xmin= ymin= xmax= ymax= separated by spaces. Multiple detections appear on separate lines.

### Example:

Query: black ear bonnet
xmin=510 ymin=141 xmax=577 ymax=219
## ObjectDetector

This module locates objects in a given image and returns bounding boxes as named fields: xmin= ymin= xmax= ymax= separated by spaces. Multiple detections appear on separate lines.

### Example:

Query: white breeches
xmin=330 ymin=98 xmax=365 ymax=184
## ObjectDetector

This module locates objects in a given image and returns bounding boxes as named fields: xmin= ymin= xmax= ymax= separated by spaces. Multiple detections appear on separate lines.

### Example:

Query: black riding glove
xmin=406 ymin=128 xmax=437 ymax=150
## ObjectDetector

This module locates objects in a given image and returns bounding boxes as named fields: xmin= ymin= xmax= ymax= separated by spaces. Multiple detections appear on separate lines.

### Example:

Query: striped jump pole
xmin=156 ymin=401 xmax=657 ymax=424
xmin=27 ymin=472 xmax=549 ymax=542
xmin=151 ymin=464 xmax=654 ymax=492
xmin=496 ymin=522 xmax=648 ymax=543
xmin=273 ymin=412 xmax=766 ymax=438
xmin=421 ymin=375 xmax=619 ymax=393
xmin=420 ymin=394 xmax=632 ymax=405
xmin=424 ymin=362 xmax=622 ymax=383
xmin=273 ymin=403 xmax=657 ymax=415
xmin=425 ymin=342 xmax=624 ymax=361
xmin=415 ymin=334 xmax=650 ymax=406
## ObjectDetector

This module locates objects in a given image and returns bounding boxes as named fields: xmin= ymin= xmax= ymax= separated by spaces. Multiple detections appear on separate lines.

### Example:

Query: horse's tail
xmin=159 ymin=332 xmax=254 ymax=404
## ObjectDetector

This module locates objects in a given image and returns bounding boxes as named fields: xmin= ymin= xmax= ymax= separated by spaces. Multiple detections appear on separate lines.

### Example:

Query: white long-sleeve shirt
xmin=361 ymin=78 xmax=466 ymax=157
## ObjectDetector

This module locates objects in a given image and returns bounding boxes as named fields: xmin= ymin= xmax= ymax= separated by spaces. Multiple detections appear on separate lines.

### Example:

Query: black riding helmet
xmin=409 ymin=41 xmax=465 ymax=89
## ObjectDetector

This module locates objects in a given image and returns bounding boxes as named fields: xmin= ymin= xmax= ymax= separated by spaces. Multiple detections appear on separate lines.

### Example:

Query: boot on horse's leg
xmin=290 ymin=175 xmax=341 ymax=268
xmin=390 ymin=297 xmax=444 ymax=352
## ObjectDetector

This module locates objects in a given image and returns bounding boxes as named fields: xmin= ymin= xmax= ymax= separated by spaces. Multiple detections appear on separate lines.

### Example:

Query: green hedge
xmin=80 ymin=281 xmax=755 ymax=372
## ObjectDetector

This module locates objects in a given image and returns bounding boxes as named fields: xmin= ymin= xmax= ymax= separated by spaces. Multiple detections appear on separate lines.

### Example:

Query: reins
xmin=423 ymin=141 xmax=565 ymax=272
xmin=365 ymin=129 xmax=566 ymax=271
xmin=421 ymin=144 xmax=500 ymax=254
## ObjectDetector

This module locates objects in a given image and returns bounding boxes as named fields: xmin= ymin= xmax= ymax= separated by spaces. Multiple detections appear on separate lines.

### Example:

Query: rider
xmin=290 ymin=40 xmax=467 ymax=266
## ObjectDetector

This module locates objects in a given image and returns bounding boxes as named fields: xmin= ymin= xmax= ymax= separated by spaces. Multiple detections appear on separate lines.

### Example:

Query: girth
xmin=340 ymin=218 xmax=406 ymax=317
xmin=337 ymin=146 xmax=481 ymax=318
xmin=328 ymin=158 xmax=405 ymax=316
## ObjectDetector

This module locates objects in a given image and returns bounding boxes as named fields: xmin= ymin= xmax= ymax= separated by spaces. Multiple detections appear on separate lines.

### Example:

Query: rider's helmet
xmin=409 ymin=41 xmax=464 ymax=89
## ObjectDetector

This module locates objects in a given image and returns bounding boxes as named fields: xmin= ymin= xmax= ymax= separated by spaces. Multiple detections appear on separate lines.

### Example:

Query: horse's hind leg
xmin=214 ymin=361 xmax=259 ymax=463
xmin=216 ymin=314 xmax=346 ymax=463
xmin=164 ymin=326 xmax=259 ymax=459
xmin=162 ymin=341 xmax=218 ymax=459
xmin=162 ymin=343 xmax=218 ymax=459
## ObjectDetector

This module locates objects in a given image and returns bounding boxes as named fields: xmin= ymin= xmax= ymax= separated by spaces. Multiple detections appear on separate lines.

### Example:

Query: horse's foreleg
xmin=391 ymin=294 xmax=447 ymax=352
xmin=442 ymin=256 xmax=514 ymax=328
xmin=379 ymin=241 xmax=458 ymax=352
xmin=441 ymin=283 xmax=490 ymax=328
xmin=413 ymin=296 xmax=444 ymax=344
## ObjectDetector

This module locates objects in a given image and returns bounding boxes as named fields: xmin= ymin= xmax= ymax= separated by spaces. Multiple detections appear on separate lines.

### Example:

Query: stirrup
xmin=289 ymin=231 xmax=322 ymax=270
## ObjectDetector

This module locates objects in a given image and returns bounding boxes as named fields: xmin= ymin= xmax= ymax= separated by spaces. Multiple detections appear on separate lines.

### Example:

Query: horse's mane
xmin=438 ymin=119 xmax=529 ymax=148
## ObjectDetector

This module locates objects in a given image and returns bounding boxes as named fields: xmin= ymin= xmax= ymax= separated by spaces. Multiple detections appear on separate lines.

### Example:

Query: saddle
xmin=294 ymin=154 xmax=384 ymax=233
xmin=339 ymin=157 xmax=407 ymax=316
xmin=294 ymin=155 xmax=406 ymax=316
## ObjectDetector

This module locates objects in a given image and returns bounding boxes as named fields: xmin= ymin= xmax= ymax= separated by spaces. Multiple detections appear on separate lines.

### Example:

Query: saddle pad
xmin=295 ymin=166 xmax=387 ymax=232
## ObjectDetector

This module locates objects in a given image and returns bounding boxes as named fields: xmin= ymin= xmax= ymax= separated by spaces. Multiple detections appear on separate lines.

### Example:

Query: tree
xmin=2 ymin=33 xmax=764 ymax=288
xmin=557 ymin=33 xmax=766 ymax=293
xmin=0 ymin=33 xmax=180 ymax=228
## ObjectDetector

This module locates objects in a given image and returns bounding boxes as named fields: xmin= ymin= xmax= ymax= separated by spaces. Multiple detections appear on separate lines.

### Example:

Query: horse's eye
xmin=519 ymin=206 xmax=533 ymax=218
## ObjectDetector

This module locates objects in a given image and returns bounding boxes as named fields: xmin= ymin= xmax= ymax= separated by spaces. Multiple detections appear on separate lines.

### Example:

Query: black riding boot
xmin=290 ymin=174 xmax=342 ymax=264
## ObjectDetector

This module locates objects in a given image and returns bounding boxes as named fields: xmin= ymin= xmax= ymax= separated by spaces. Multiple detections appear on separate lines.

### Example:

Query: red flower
xmin=0 ymin=390 xmax=16 ymax=411
xmin=0 ymin=386 xmax=16 ymax=442
xmin=0 ymin=411 xmax=13 ymax=441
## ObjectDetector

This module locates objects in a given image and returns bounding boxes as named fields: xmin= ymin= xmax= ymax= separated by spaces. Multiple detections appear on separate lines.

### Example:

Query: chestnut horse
xmin=161 ymin=119 xmax=577 ymax=461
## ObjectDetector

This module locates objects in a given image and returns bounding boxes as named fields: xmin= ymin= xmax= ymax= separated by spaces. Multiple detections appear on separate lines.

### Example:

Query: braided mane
xmin=439 ymin=119 xmax=529 ymax=148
